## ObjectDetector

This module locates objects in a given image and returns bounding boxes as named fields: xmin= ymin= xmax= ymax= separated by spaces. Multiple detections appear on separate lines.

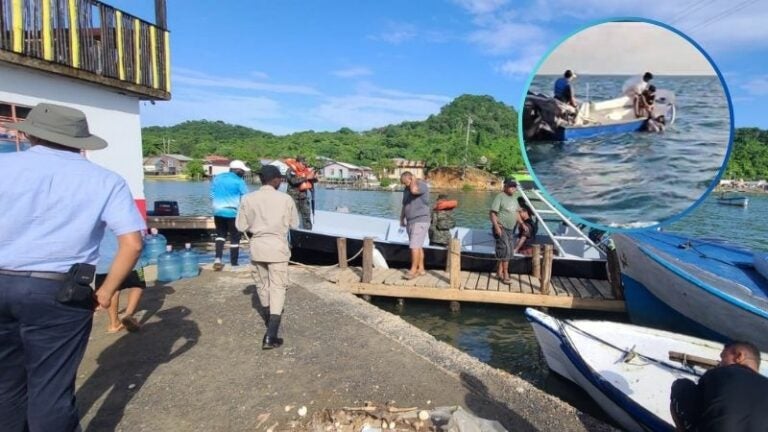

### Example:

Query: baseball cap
xmin=503 ymin=178 xmax=517 ymax=188
xmin=229 ymin=160 xmax=251 ymax=171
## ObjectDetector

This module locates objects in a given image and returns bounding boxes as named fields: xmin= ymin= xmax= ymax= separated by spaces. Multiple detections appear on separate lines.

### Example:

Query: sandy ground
xmin=75 ymin=265 xmax=615 ymax=431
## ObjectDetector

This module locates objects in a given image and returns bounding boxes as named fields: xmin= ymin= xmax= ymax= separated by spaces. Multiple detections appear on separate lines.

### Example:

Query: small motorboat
xmin=716 ymin=191 xmax=749 ymax=207
xmin=613 ymin=231 xmax=768 ymax=350
xmin=523 ymin=90 xmax=676 ymax=141
xmin=290 ymin=189 xmax=607 ymax=279
xmin=525 ymin=308 xmax=768 ymax=432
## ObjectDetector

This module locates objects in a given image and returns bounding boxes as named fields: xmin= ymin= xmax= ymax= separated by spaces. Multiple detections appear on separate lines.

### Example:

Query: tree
xmin=184 ymin=160 xmax=205 ymax=179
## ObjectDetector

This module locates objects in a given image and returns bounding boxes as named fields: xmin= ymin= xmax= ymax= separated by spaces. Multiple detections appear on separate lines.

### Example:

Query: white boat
xmin=525 ymin=307 xmax=768 ymax=432
xmin=716 ymin=192 xmax=749 ymax=207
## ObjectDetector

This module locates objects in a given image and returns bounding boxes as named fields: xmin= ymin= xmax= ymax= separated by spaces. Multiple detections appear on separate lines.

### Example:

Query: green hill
xmin=725 ymin=128 xmax=768 ymax=180
xmin=142 ymin=94 xmax=523 ymax=176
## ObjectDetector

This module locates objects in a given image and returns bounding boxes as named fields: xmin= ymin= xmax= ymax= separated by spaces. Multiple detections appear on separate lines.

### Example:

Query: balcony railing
xmin=0 ymin=0 xmax=170 ymax=99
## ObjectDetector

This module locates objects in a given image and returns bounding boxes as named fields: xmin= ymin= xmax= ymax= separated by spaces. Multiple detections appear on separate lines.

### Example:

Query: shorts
xmin=95 ymin=269 xmax=146 ymax=291
xmin=406 ymin=222 xmax=430 ymax=249
xmin=494 ymin=226 xmax=516 ymax=260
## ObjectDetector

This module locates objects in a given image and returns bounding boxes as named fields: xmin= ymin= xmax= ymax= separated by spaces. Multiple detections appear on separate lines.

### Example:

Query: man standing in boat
xmin=285 ymin=156 xmax=316 ymax=230
xmin=490 ymin=179 xmax=522 ymax=284
xmin=210 ymin=160 xmax=250 ymax=271
xmin=622 ymin=72 xmax=654 ymax=117
xmin=554 ymin=69 xmax=578 ymax=108
xmin=400 ymin=171 xmax=430 ymax=279
xmin=670 ymin=341 xmax=768 ymax=431
xmin=236 ymin=165 xmax=299 ymax=349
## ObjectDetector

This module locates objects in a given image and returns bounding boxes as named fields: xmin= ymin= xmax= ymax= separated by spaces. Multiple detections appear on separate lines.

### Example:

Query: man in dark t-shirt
xmin=670 ymin=341 xmax=768 ymax=432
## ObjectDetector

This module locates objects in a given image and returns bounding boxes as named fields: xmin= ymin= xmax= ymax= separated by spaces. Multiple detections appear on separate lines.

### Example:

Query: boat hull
xmin=558 ymin=118 xmax=646 ymax=141
xmin=613 ymin=232 xmax=768 ymax=351
xmin=716 ymin=197 xmax=748 ymax=207
xmin=289 ymin=229 xmax=607 ymax=278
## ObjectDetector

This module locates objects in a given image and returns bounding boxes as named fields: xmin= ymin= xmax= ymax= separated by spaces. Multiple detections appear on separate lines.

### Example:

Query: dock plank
xmin=575 ymin=278 xmax=602 ymax=299
xmin=551 ymin=277 xmax=572 ymax=297
xmin=566 ymin=277 xmax=592 ymax=298
xmin=383 ymin=269 xmax=406 ymax=285
xmin=466 ymin=272 xmax=482 ymax=290
xmin=520 ymin=274 xmax=535 ymax=295
xmin=587 ymin=279 xmax=614 ymax=299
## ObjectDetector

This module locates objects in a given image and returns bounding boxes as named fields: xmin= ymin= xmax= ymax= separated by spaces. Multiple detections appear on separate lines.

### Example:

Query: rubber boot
xmin=213 ymin=239 xmax=225 ymax=271
xmin=230 ymin=246 xmax=240 ymax=267
xmin=257 ymin=306 xmax=270 ymax=326
xmin=262 ymin=314 xmax=283 ymax=349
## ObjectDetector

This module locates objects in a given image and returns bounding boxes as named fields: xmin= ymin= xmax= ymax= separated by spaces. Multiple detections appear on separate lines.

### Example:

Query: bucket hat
xmin=1 ymin=103 xmax=107 ymax=150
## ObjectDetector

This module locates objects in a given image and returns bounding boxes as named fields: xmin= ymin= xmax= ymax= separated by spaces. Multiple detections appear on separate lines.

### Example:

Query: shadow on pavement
xmin=76 ymin=306 xmax=200 ymax=431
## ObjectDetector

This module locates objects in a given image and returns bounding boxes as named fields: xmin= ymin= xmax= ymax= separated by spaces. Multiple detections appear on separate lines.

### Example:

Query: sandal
xmin=121 ymin=316 xmax=141 ymax=332
xmin=106 ymin=324 xmax=125 ymax=334
xmin=501 ymin=278 xmax=513 ymax=285
xmin=403 ymin=272 xmax=418 ymax=280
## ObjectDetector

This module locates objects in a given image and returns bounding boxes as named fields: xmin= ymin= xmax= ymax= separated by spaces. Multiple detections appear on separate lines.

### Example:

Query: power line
xmin=669 ymin=0 xmax=718 ymax=25
xmin=686 ymin=0 xmax=759 ymax=32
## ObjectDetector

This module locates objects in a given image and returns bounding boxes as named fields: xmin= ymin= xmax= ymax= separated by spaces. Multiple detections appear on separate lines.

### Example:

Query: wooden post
xmin=449 ymin=301 xmax=461 ymax=313
xmin=448 ymin=238 xmax=462 ymax=290
xmin=154 ymin=0 xmax=168 ymax=29
xmin=68 ymin=0 xmax=80 ymax=68
xmin=531 ymin=244 xmax=541 ymax=280
xmin=362 ymin=237 xmax=374 ymax=283
xmin=336 ymin=237 xmax=348 ymax=269
xmin=540 ymin=244 xmax=553 ymax=295
xmin=606 ymin=247 xmax=624 ymax=300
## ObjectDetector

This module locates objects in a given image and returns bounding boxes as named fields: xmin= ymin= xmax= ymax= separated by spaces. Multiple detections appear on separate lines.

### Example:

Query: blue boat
xmin=523 ymin=90 xmax=676 ymax=141
xmin=716 ymin=191 xmax=749 ymax=207
xmin=612 ymin=231 xmax=768 ymax=351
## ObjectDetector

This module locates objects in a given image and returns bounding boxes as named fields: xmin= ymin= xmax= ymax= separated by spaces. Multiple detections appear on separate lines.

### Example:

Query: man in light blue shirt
xmin=210 ymin=160 xmax=250 ymax=270
xmin=0 ymin=103 xmax=145 ymax=432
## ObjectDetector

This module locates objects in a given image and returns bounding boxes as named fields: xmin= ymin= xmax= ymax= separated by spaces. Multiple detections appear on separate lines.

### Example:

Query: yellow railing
xmin=0 ymin=0 xmax=170 ymax=95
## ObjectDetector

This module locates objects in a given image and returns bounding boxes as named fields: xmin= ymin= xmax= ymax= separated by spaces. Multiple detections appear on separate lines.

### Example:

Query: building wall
xmin=387 ymin=167 xmax=425 ymax=179
xmin=0 ymin=63 xmax=145 ymax=212
xmin=322 ymin=163 xmax=349 ymax=179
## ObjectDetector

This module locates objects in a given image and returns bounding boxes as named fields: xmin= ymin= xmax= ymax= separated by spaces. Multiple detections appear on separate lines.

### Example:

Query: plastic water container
xmin=180 ymin=243 xmax=200 ymax=278
xmin=157 ymin=245 xmax=182 ymax=282
xmin=142 ymin=228 xmax=167 ymax=265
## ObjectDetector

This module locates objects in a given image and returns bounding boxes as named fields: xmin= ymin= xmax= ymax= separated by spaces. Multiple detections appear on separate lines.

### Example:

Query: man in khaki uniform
xmin=236 ymin=165 xmax=299 ymax=349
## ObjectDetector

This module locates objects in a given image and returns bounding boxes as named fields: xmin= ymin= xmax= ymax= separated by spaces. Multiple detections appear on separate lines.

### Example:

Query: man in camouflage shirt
xmin=429 ymin=194 xmax=456 ymax=246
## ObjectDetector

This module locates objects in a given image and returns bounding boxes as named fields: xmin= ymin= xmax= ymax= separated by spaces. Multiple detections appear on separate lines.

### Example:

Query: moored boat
xmin=525 ymin=307 xmax=768 ymax=432
xmin=613 ymin=231 xmax=768 ymax=350
xmin=716 ymin=191 xmax=749 ymax=207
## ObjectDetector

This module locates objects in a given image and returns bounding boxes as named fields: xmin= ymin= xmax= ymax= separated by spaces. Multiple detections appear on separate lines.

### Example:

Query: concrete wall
xmin=0 ymin=62 xmax=145 ymax=209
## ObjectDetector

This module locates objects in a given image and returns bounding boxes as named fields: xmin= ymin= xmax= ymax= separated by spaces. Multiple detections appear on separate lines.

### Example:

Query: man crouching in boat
xmin=643 ymin=114 xmax=666 ymax=133
xmin=670 ymin=341 xmax=768 ymax=431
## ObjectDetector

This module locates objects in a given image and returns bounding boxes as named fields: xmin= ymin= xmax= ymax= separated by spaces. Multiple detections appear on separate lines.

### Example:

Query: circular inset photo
xmin=520 ymin=19 xmax=733 ymax=230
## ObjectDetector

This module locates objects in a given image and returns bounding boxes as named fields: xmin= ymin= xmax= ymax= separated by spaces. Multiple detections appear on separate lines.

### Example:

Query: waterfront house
xmin=143 ymin=154 xmax=193 ymax=175
xmin=203 ymin=155 xmax=231 ymax=177
xmin=384 ymin=158 xmax=426 ymax=179
xmin=321 ymin=161 xmax=375 ymax=181
xmin=0 ymin=0 xmax=171 ymax=215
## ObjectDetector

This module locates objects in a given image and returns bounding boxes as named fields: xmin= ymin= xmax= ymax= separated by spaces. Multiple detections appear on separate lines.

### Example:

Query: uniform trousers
xmin=0 ymin=274 xmax=93 ymax=432
xmin=252 ymin=261 xmax=288 ymax=315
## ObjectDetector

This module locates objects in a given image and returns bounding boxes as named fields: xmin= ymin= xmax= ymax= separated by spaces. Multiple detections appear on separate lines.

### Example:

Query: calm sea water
xmin=145 ymin=180 xmax=765 ymax=421
xmin=525 ymin=75 xmax=730 ymax=229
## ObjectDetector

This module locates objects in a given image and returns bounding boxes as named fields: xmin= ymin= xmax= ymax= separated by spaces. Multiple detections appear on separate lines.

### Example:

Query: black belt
xmin=0 ymin=269 xmax=69 ymax=282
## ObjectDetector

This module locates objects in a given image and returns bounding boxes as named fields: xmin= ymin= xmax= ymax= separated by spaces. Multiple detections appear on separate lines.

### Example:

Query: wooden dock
xmin=322 ymin=267 xmax=624 ymax=312
xmin=324 ymin=237 xmax=625 ymax=312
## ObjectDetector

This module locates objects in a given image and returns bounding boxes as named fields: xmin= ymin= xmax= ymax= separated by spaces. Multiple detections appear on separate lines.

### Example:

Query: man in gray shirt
xmin=400 ymin=172 xmax=430 ymax=279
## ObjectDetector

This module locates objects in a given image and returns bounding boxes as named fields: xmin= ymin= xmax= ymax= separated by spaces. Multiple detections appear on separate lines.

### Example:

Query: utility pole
xmin=462 ymin=115 xmax=472 ymax=180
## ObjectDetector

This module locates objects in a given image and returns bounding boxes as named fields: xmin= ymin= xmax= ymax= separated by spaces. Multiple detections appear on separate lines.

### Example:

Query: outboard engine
xmin=523 ymin=91 xmax=578 ymax=141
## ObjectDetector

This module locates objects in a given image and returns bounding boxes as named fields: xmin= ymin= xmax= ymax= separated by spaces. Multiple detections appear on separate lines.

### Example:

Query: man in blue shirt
xmin=554 ymin=69 xmax=578 ymax=107
xmin=210 ymin=160 xmax=250 ymax=270
xmin=0 ymin=103 xmax=145 ymax=431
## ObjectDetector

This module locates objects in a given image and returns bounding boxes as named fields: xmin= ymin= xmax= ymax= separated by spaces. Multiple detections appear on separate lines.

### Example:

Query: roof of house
xmin=322 ymin=161 xmax=370 ymax=170
xmin=163 ymin=154 xmax=194 ymax=162
xmin=204 ymin=155 xmax=230 ymax=164
xmin=392 ymin=158 xmax=425 ymax=168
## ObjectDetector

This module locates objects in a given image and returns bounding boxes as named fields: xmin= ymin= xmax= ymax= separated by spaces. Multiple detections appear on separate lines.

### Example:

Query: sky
xmin=538 ymin=22 xmax=716 ymax=75
xmin=109 ymin=0 xmax=768 ymax=133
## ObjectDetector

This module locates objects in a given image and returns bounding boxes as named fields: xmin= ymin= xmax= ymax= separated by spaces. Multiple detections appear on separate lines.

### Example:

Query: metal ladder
xmin=519 ymin=189 xmax=605 ymax=258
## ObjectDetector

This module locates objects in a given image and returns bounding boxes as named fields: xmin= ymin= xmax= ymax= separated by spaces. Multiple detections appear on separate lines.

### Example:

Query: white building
xmin=0 ymin=0 xmax=171 ymax=216
xmin=321 ymin=161 xmax=374 ymax=180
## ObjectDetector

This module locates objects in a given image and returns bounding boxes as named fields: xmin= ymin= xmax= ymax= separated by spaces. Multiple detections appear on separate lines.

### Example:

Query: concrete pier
xmin=75 ymin=266 xmax=615 ymax=431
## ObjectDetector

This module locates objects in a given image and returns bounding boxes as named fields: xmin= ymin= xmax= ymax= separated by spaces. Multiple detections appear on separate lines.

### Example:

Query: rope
xmin=557 ymin=319 xmax=705 ymax=378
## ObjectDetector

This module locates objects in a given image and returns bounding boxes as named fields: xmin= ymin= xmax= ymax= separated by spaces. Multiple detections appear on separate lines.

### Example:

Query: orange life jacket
xmin=434 ymin=199 xmax=458 ymax=211
xmin=284 ymin=158 xmax=314 ymax=191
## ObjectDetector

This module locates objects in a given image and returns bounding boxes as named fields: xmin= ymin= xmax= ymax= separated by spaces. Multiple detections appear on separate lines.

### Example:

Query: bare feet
xmin=106 ymin=324 xmax=125 ymax=334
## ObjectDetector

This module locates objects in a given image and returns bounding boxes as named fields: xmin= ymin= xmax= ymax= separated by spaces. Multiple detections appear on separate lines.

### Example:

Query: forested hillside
xmin=142 ymin=94 xmax=523 ymax=176
xmin=724 ymin=128 xmax=768 ymax=180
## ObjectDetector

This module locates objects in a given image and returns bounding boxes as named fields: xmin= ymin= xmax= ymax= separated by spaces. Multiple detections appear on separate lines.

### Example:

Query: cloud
xmin=497 ymin=53 xmax=544 ymax=76
xmin=741 ymin=75 xmax=768 ymax=96
xmin=453 ymin=0 xmax=509 ymax=15
xmin=332 ymin=67 xmax=374 ymax=78
xmin=468 ymin=21 xmax=549 ymax=55
xmin=173 ymin=67 xmax=321 ymax=96
xmin=370 ymin=22 xmax=418 ymax=44
xmin=310 ymin=86 xmax=451 ymax=131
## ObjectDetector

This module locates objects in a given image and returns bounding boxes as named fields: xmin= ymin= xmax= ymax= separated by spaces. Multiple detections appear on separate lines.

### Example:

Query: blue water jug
xmin=180 ymin=243 xmax=199 ymax=278
xmin=143 ymin=228 xmax=167 ymax=265
xmin=157 ymin=245 xmax=182 ymax=282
